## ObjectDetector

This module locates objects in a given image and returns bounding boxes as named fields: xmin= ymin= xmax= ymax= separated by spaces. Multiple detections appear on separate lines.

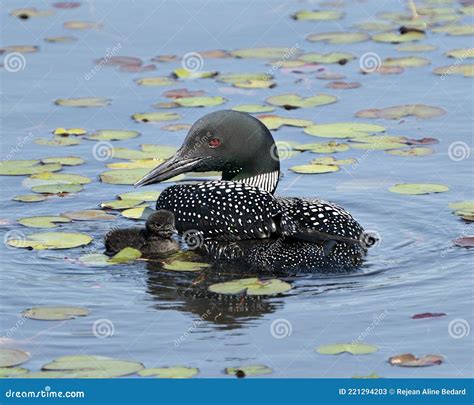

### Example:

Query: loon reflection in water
xmin=134 ymin=110 xmax=373 ymax=272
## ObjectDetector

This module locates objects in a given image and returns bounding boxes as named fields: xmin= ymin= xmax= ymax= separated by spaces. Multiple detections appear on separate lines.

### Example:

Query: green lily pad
xmin=310 ymin=157 xmax=357 ymax=166
xmin=7 ymin=232 xmax=92 ymax=250
xmin=208 ymin=278 xmax=291 ymax=296
xmin=300 ymin=52 xmax=355 ymax=64
xmin=389 ymin=183 xmax=450 ymax=195
xmin=13 ymin=194 xmax=47 ymax=203
xmin=0 ymin=349 xmax=30 ymax=368
xmin=292 ymin=10 xmax=343 ymax=21
xmin=290 ymin=164 xmax=339 ymax=174
xmin=445 ymin=48 xmax=474 ymax=59
xmin=86 ymin=130 xmax=140 ymax=141
xmin=135 ymin=76 xmax=176 ymax=86
xmin=383 ymin=56 xmax=430 ymax=68
xmin=118 ymin=191 xmax=161 ymax=201
xmin=62 ymin=210 xmax=116 ymax=221
xmin=35 ymin=136 xmax=81 ymax=147
xmin=0 ymin=160 xmax=62 ymax=176
xmin=234 ymin=80 xmax=275 ymax=89
xmin=295 ymin=142 xmax=350 ymax=154
xmin=172 ymin=68 xmax=217 ymax=79
xmin=106 ymin=160 xmax=163 ymax=170
xmin=232 ymin=104 xmax=276 ymax=113
xmin=231 ymin=47 xmax=300 ymax=59
xmin=42 ymin=355 xmax=144 ymax=377
xmin=121 ymin=206 xmax=155 ymax=219
xmin=31 ymin=184 xmax=83 ymax=194
xmin=0 ymin=367 xmax=30 ymax=377
xmin=100 ymin=199 xmax=145 ymax=210
xmin=161 ymin=124 xmax=192 ymax=132
xmin=225 ymin=365 xmax=273 ymax=377
xmin=109 ymin=247 xmax=142 ymax=263
xmin=433 ymin=64 xmax=474 ymax=77
xmin=132 ymin=112 xmax=181 ymax=123
xmin=387 ymin=147 xmax=434 ymax=157
xmin=218 ymin=72 xmax=270 ymax=84
xmin=18 ymin=216 xmax=71 ymax=229
xmin=55 ymin=97 xmax=110 ymax=107
xmin=266 ymin=93 xmax=337 ymax=109
xmin=138 ymin=367 xmax=199 ymax=378
xmin=29 ymin=172 xmax=91 ymax=185
xmin=449 ymin=201 xmax=474 ymax=212
xmin=23 ymin=306 xmax=89 ymax=321
xmin=397 ymin=43 xmax=437 ymax=52
xmin=174 ymin=96 xmax=226 ymax=107
xmin=373 ymin=31 xmax=425 ymax=43
xmin=303 ymin=122 xmax=385 ymax=138
xmin=317 ymin=343 xmax=378 ymax=355
xmin=100 ymin=169 xmax=164 ymax=185
xmin=307 ymin=31 xmax=370 ymax=44
xmin=41 ymin=156 xmax=85 ymax=166
xmin=432 ymin=24 xmax=474 ymax=36
xmin=163 ymin=260 xmax=210 ymax=271
xmin=356 ymin=104 xmax=446 ymax=120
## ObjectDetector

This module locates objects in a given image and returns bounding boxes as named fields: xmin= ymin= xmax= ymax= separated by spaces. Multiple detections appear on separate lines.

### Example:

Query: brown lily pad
xmin=412 ymin=313 xmax=446 ymax=319
xmin=453 ymin=236 xmax=474 ymax=248
xmin=389 ymin=354 xmax=443 ymax=367
xmin=356 ymin=104 xmax=446 ymax=120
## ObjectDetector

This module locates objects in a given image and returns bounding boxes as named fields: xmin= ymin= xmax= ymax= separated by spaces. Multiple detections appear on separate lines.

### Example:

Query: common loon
xmin=105 ymin=210 xmax=179 ymax=257
xmin=135 ymin=110 xmax=369 ymax=270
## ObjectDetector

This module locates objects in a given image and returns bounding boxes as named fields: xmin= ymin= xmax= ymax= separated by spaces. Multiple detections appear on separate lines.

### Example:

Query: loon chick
xmin=105 ymin=210 xmax=179 ymax=257
xmin=135 ymin=110 xmax=367 ymax=269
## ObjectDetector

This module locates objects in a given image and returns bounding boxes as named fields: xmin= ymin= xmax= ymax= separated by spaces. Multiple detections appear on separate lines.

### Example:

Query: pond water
xmin=1 ymin=0 xmax=473 ymax=378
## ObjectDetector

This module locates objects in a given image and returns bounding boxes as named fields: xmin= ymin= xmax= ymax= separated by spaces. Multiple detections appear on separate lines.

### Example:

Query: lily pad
xmin=208 ymin=278 xmax=291 ymax=296
xmin=62 ymin=210 xmax=116 ymax=221
xmin=326 ymin=81 xmax=361 ymax=89
xmin=86 ymin=130 xmax=140 ymax=141
xmin=11 ymin=7 xmax=54 ymax=18
xmin=35 ymin=137 xmax=81 ymax=147
xmin=161 ymin=124 xmax=192 ymax=132
xmin=310 ymin=157 xmax=357 ymax=166
xmin=135 ymin=76 xmax=176 ymax=86
xmin=109 ymin=247 xmax=142 ymax=263
xmin=0 ymin=349 xmax=30 ymax=368
xmin=0 ymin=45 xmax=38 ymax=54
xmin=232 ymin=104 xmax=275 ymax=113
xmin=118 ymin=191 xmax=161 ymax=201
xmin=266 ymin=93 xmax=337 ymax=109
xmin=300 ymin=52 xmax=355 ymax=64
xmin=172 ymin=68 xmax=217 ymax=79
xmin=231 ymin=47 xmax=300 ymax=59
xmin=449 ymin=201 xmax=474 ymax=212
xmin=431 ymin=24 xmax=474 ymax=36
xmin=433 ymin=64 xmax=474 ymax=77
xmin=383 ymin=56 xmax=430 ymax=68
xmin=55 ymin=97 xmax=110 ymax=108
xmin=121 ymin=206 xmax=155 ymax=219
xmin=397 ymin=43 xmax=437 ymax=52
xmin=389 ymin=354 xmax=443 ymax=367
xmin=23 ymin=306 xmax=89 ymax=321
xmin=100 ymin=199 xmax=145 ymax=210
xmin=304 ymin=122 xmax=385 ymax=139
xmin=31 ymin=184 xmax=83 ymax=194
xmin=295 ymin=142 xmax=350 ymax=154
xmin=225 ymin=365 xmax=273 ymax=377
xmin=233 ymin=79 xmax=275 ymax=89
xmin=100 ymin=169 xmax=149 ymax=185
xmin=388 ymin=183 xmax=449 ymax=195
xmin=41 ymin=156 xmax=85 ymax=166
xmin=132 ymin=112 xmax=181 ymax=123
xmin=373 ymin=31 xmax=425 ymax=43
xmin=18 ymin=216 xmax=71 ymax=229
xmin=445 ymin=48 xmax=474 ymax=59
xmin=316 ymin=343 xmax=378 ymax=355
xmin=174 ymin=96 xmax=226 ymax=107
xmin=453 ymin=236 xmax=474 ymax=248
xmin=0 ymin=367 xmax=30 ymax=377
xmin=44 ymin=36 xmax=78 ymax=43
xmin=387 ymin=147 xmax=434 ymax=157
xmin=218 ymin=72 xmax=270 ymax=84
xmin=292 ymin=10 xmax=343 ymax=21
xmin=13 ymin=194 xmax=47 ymax=203
xmin=0 ymin=160 xmax=62 ymax=176
xmin=138 ymin=367 xmax=199 ymax=378
xmin=63 ymin=21 xmax=102 ymax=30
xmin=7 ymin=232 xmax=92 ymax=250
xmin=307 ymin=31 xmax=370 ymax=44
xmin=290 ymin=164 xmax=339 ymax=174
xmin=163 ymin=260 xmax=210 ymax=271
xmin=52 ymin=128 xmax=87 ymax=136
xmin=356 ymin=104 xmax=446 ymax=120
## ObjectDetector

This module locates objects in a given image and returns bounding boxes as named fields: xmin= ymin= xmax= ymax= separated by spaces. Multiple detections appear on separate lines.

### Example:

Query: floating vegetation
xmin=389 ymin=354 xmax=444 ymax=367
xmin=7 ymin=232 xmax=93 ymax=250
xmin=388 ymin=183 xmax=449 ymax=195
xmin=208 ymin=278 xmax=291 ymax=296
xmin=316 ymin=343 xmax=378 ymax=355
xmin=23 ymin=306 xmax=89 ymax=321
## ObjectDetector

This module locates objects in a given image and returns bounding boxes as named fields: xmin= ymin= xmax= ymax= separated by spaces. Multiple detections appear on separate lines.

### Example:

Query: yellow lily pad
xmin=31 ymin=184 xmax=83 ymax=194
xmin=383 ymin=56 xmax=431 ymax=68
xmin=303 ymin=122 xmax=385 ymax=138
xmin=225 ymin=365 xmax=273 ymax=377
xmin=231 ymin=47 xmax=301 ymax=59
xmin=232 ymin=104 xmax=275 ymax=113
xmin=233 ymin=79 xmax=275 ymax=89
xmin=100 ymin=199 xmax=145 ymax=210
xmin=118 ymin=191 xmax=161 ymax=201
xmin=257 ymin=114 xmax=313 ymax=130
xmin=0 ymin=367 xmax=29 ymax=377
xmin=35 ymin=137 xmax=81 ymax=146
xmin=13 ymin=194 xmax=47 ymax=203
xmin=266 ymin=93 xmax=337 ymax=109
xmin=86 ymin=130 xmax=140 ymax=141
xmin=0 ymin=349 xmax=30 ymax=368
xmin=300 ymin=52 xmax=355 ymax=64
xmin=174 ymin=96 xmax=226 ymax=107
xmin=445 ymin=48 xmax=474 ymax=59
xmin=387 ymin=147 xmax=434 ymax=156
xmin=432 ymin=24 xmax=474 ymax=36
xmin=7 ymin=232 xmax=93 ymax=250
xmin=132 ymin=112 xmax=181 ymax=123
xmin=397 ymin=43 xmax=437 ymax=52
xmin=55 ymin=97 xmax=110 ymax=107
xmin=138 ymin=367 xmax=199 ymax=378
xmin=41 ymin=156 xmax=85 ymax=166
xmin=292 ymin=10 xmax=343 ymax=21
xmin=121 ymin=206 xmax=154 ymax=219
xmin=290 ymin=164 xmax=339 ymax=174
xmin=218 ymin=72 xmax=270 ymax=84
xmin=172 ymin=68 xmax=217 ymax=79
xmin=163 ymin=260 xmax=210 ymax=271
xmin=0 ymin=160 xmax=62 ymax=176
xmin=62 ymin=210 xmax=116 ymax=221
xmin=23 ymin=306 xmax=89 ymax=321
xmin=389 ymin=183 xmax=449 ymax=195
xmin=11 ymin=7 xmax=54 ymax=18
xmin=208 ymin=278 xmax=291 ymax=296
xmin=433 ymin=64 xmax=474 ymax=77
xmin=0 ymin=45 xmax=38 ymax=54
xmin=373 ymin=31 xmax=425 ymax=43
xmin=108 ymin=247 xmax=142 ymax=263
xmin=307 ymin=31 xmax=370 ymax=44
xmin=52 ymin=128 xmax=86 ymax=136
xmin=161 ymin=124 xmax=192 ymax=132
xmin=18 ymin=216 xmax=71 ymax=229
xmin=63 ymin=20 xmax=102 ymax=30
xmin=135 ymin=76 xmax=176 ymax=86
xmin=317 ymin=343 xmax=378 ymax=355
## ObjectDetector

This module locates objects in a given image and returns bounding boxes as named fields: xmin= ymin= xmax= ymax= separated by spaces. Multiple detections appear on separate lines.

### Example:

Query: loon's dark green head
xmin=135 ymin=110 xmax=280 ymax=193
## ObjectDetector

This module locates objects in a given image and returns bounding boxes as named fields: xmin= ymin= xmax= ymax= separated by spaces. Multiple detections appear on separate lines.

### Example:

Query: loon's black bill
xmin=134 ymin=155 xmax=209 ymax=187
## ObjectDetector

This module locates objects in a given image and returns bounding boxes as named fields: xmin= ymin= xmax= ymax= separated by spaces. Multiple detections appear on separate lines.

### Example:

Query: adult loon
xmin=135 ymin=110 xmax=369 ymax=270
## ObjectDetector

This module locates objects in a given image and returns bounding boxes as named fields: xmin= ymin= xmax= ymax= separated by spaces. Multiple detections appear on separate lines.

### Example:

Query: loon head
xmin=146 ymin=209 xmax=176 ymax=238
xmin=135 ymin=110 xmax=280 ymax=193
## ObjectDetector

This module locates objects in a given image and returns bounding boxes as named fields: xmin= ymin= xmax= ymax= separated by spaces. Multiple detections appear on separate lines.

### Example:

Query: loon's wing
xmin=276 ymin=197 xmax=365 ymax=245
xmin=156 ymin=181 xmax=283 ymax=240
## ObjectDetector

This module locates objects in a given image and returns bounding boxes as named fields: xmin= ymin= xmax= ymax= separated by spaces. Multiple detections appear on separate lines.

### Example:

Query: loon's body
xmin=105 ymin=210 xmax=179 ymax=257
xmin=135 ymin=110 xmax=369 ymax=271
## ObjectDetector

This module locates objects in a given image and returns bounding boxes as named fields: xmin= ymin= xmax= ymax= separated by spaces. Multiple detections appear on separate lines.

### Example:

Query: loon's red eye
xmin=208 ymin=138 xmax=221 ymax=148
